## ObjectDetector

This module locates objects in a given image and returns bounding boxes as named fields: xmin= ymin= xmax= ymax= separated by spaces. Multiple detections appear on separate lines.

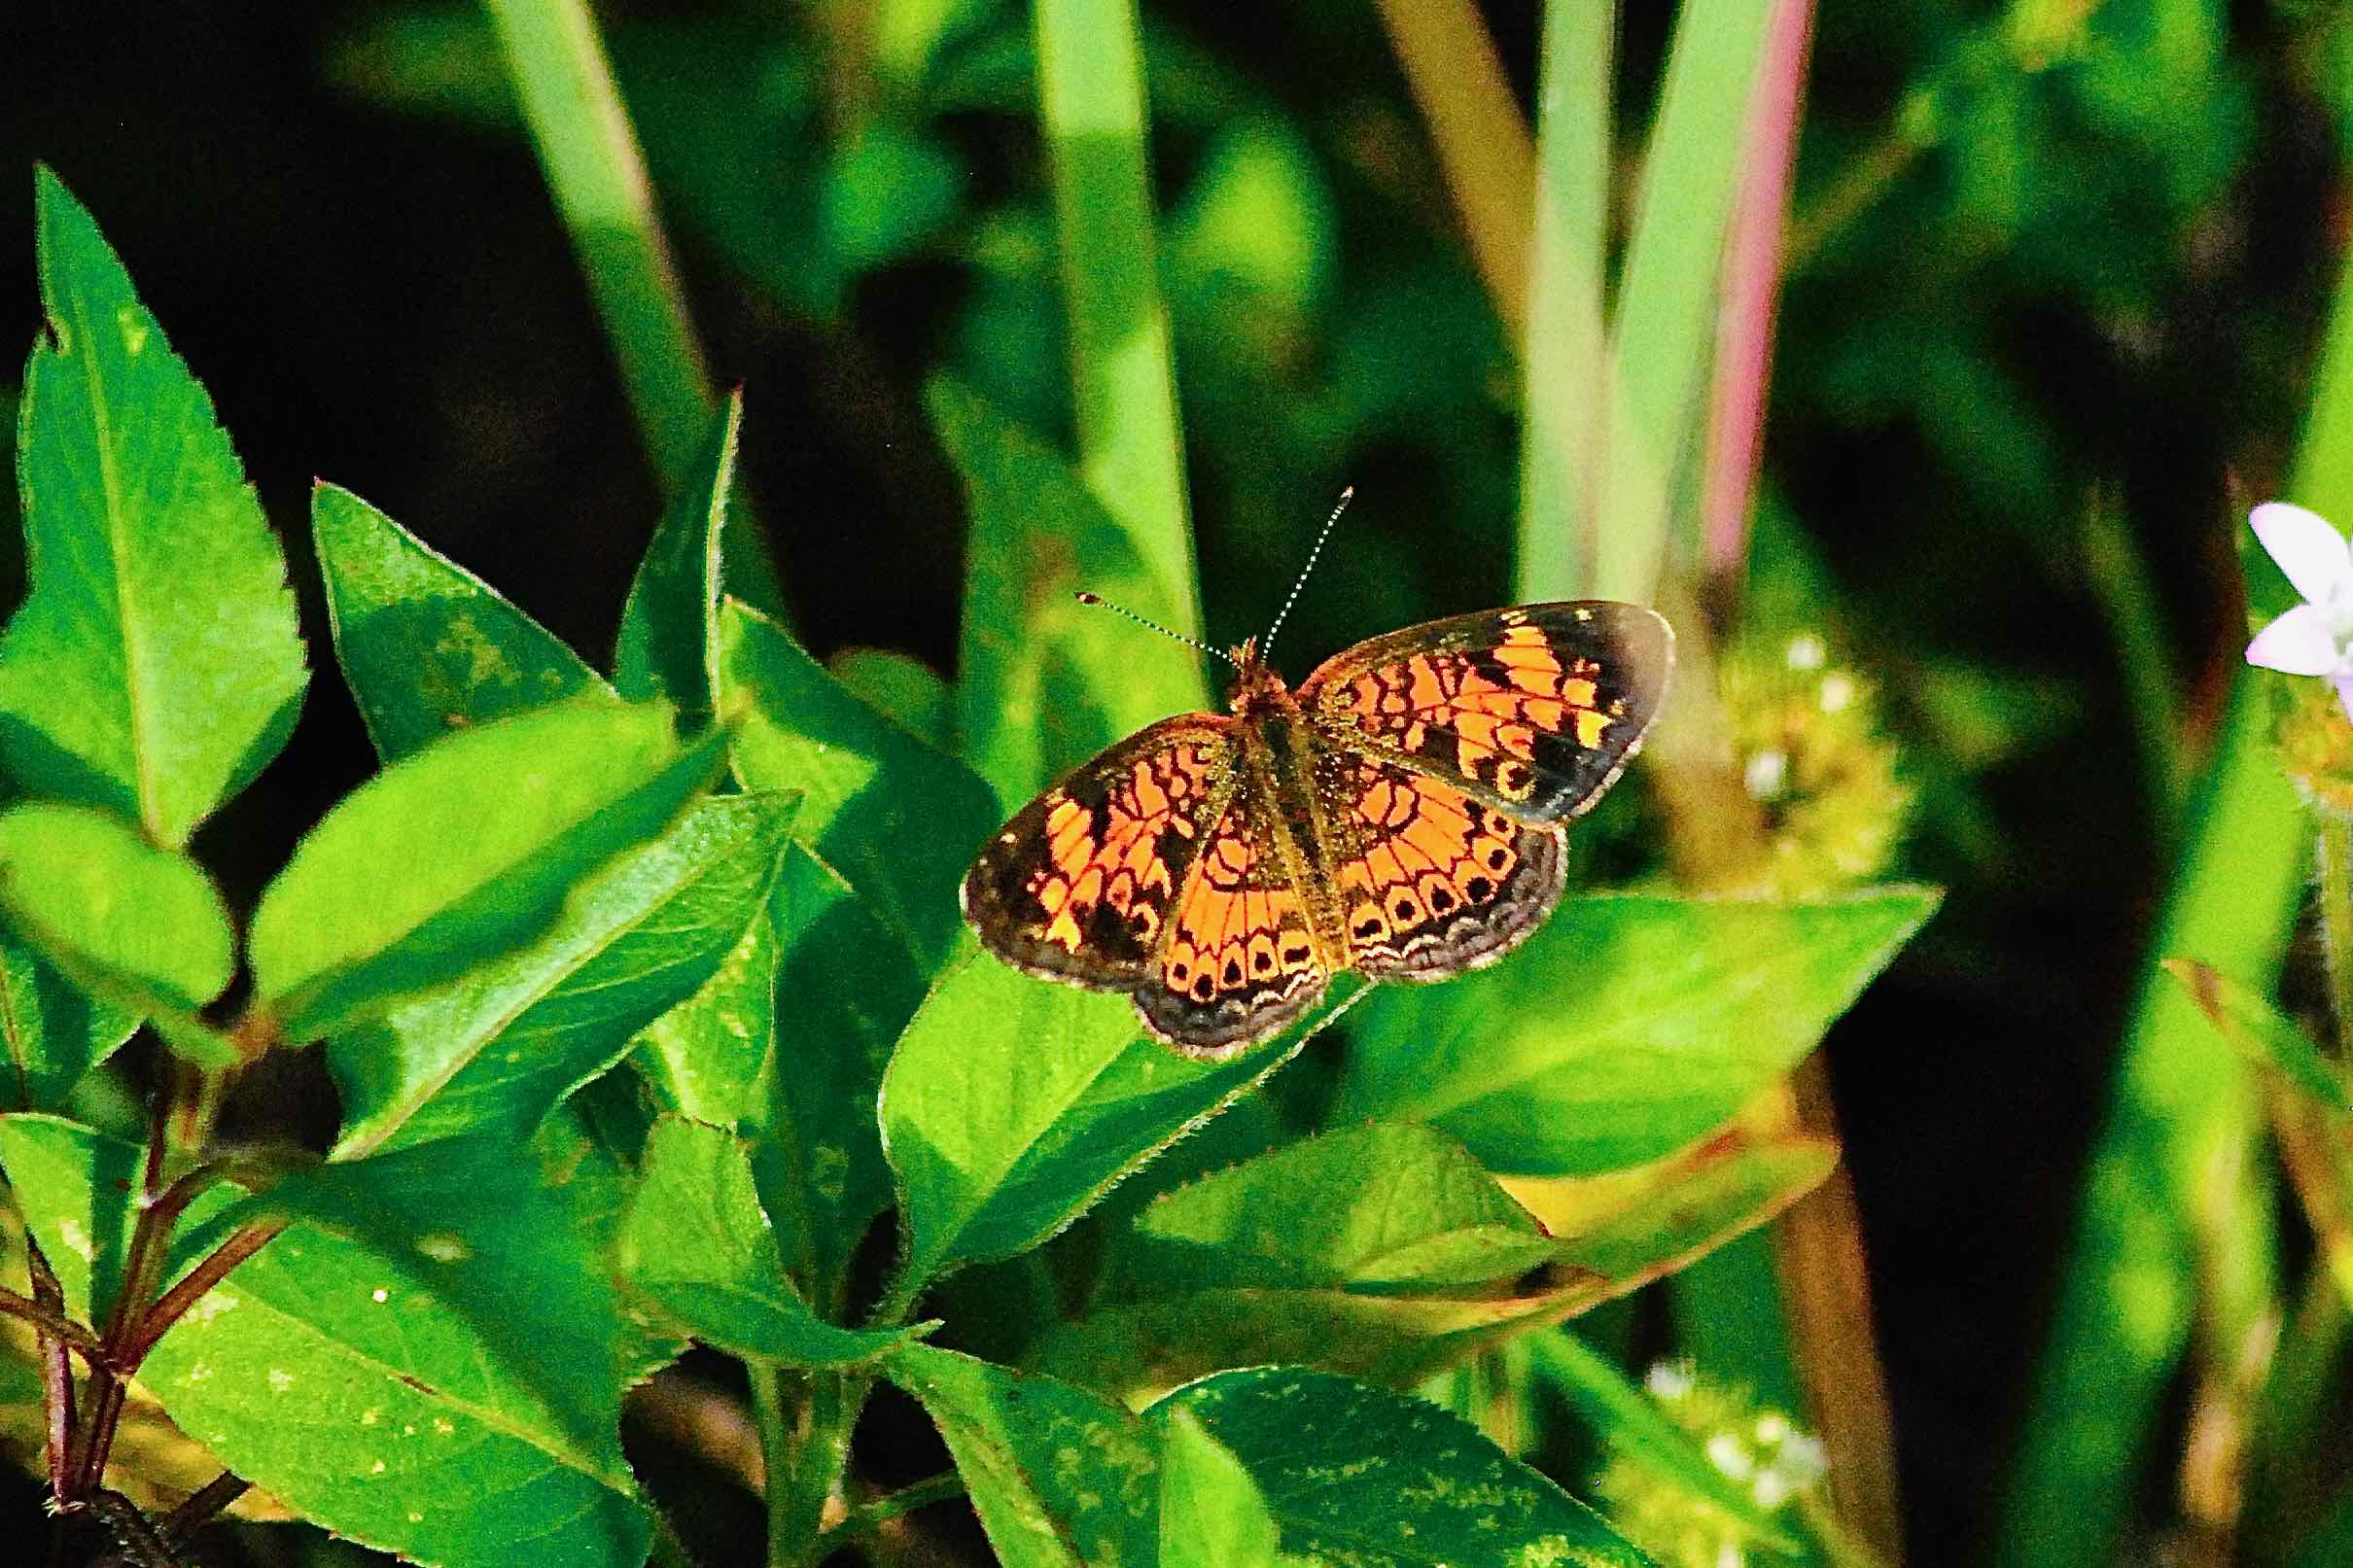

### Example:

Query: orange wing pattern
xmin=1329 ymin=757 xmax=1566 ymax=978
xmin=1300 ymin=603 xmax=1671 ymax=821
xmin=1133 ymin=779 xmax=1327 ymax=1056
xmin=960 ymin=717 xmax=1238 ymax=989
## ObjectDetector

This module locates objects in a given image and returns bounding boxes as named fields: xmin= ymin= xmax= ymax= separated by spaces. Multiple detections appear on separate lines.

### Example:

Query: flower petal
xmin=2252 ymin=503 xmax=2353 ymax=608
xmin=2247 ymin=604 xmax=2342 ymax=676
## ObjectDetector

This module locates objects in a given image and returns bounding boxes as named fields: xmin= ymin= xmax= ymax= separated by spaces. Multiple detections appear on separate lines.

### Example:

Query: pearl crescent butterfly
xmin=962 ymin=597 xmax=1672 ymax=1057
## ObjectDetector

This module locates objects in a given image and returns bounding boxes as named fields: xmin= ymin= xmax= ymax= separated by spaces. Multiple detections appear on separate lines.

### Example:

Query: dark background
xmin=5 ymin=0 xmax=2346 ymax=1561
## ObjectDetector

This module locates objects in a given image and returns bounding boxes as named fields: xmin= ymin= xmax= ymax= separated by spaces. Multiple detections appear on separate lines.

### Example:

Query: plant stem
xmin=2317 ymin=814 xmax=2353 ymax=1062
xmin=1032 ymin=0 xmax=1201 ymax=642
xmin=1369 ymin=0 xmax=1532 ymax=344
xmin=1515 ymin=0 xmax=1612 ymax=600
xmin=1774 ymin=1059 xmax=1906 ymax=1562
xmin=0 ymin=1281 xmax=106 ymax=1360
xmin=29 ymin=1241 xmax=77 ymax=1501
xmin=1697 ymin=0 xmax=1813 ymax=600
xmin=479 ymin=0 xmax=716 ymax=488
xmin=761 ymin=1368 xmax=864 ymax=1567
xmin=821 ymin=1471 xmax=967 ymax=1546
xmin=124 ymin=1220 xmax=286 ymax=1368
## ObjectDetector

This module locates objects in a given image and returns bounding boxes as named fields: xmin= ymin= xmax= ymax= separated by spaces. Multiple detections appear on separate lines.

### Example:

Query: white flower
xmin=2246 ymin=503 xmax=2353 ymax=722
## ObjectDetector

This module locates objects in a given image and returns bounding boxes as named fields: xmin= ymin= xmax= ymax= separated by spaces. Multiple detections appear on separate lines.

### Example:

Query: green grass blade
xmin=1516 ymin=0 xmax=1613 ymax=600
xmin=1995 ymin=671 xmax=2303 ymax=1567
xmin=1994 ymin=174 xmax=2353 ymax=1567
xmin=1596 ymin=0 xmax=1775 ymax=602
xmin=478 ymin=0 xmax=716 ymax=487
xmin=1032 ymin=0 xmax=1202 ymax=641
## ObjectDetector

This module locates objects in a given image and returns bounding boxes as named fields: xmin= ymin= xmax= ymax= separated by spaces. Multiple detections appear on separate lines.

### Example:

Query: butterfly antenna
xmin=1073 ymin=592 xmax=1240 ymax=669
xmin=1261 ymin=485 xmax=1353 ymax=661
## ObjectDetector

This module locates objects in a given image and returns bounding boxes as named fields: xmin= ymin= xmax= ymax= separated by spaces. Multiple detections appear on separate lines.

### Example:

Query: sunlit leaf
xmin=933 ymin=375 xmax=1209 ymax=803
xmin=615 ymin=392 xmax=740 ymax=727
xmin=0 ymin=168 xmax=306 ymax=848
xmin=1146 ymin=1369 xmax=1653 ymax=1566
xmin=1337 ymin=889 xmax=1938 ymax=1173
xmin=718 ymin=598 xmax=996 ymax=971
xmin=880 ymin=953 xmax=1362 ymax=1296
xmin=0 ymin=802 xmax=232 ymax=1020
xmin=314 ymin=482 xmax=608 ymax=763
xmin=618 ymin=1117 xmax=930 ymax=1366
xmin=886 ymin=1344 xmax=1158 ymax=1568
xmin=1159 ymin=1407 xmax=1282 ymax=1568
xmin=250 ymin=703 xmax=721 ymax=1042
xmin=327 ymin=790 xmax=795 ymax=1156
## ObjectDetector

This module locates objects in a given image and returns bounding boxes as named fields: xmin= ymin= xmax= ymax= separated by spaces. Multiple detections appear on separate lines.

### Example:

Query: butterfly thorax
xmin=1222 ymin=637 xmax=1301 ymax=720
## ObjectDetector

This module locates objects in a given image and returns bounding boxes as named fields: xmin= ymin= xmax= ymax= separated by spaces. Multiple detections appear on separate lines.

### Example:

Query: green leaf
xmin=1147 ymin=1369 xmax=1654 ymax=1567
xmin=1526 ymin=1332 xmax=1797 ymax=1553
xmin=1159 ymin=1407 xmax=1282 ymax=1568
xmin=718 ymin=598 xmax=998 ymax=970
xmin=0 ymin=1112 xmax=240 ymax=1324
xmin=326 ymin=790 xmax=796 ymax=1157
xmin=1043 ymin=1122 xmax=1831 ymax=1401
xmin=829 ymin=647 xmax=955 ymax=755
xmin=1336 ymin=889 xmax=1939 ymax=1174
xmin=250 ymin=702 xmax=722 ymax=1042
xmin=629 ymin=906 xmax=781 ymax=1132
xmin=880 ymin=952 xmax=1364 ymax=1297
xmin=615 ymin=391 xmax=740 ymax=726
xmin=142 ymin=1136 xmax=652 ymax=1568
xmin=314 ymin=482 xmax=609 ymax=763
xmin=1031 ymin=0 xmax=1203 ymax=645
xmin=1595 ymin=0 xmax=1775 ymax=600
xmin=0 ymin=930 xmax=138 ymax=1111
xmin=618 ymin=1117 xmax=929 ymax=1366
xmin=932 ymin=375 xmax=1209 ymax=803
xmin=636 ymin=839 xmax=929 ymax=1301
xmin=1126 ymin=1123 xmax=1558 ymax=1290
xmin=0 ymin=168 xmax=307 ymax=849
xmin=0 ymin=802 xmax=233 ymax=1018
xmin=2165 ymin=958 xmax=2351 ymax=1112
xmin=886 ymin=1344 xmax=1159 ymax=1568
xmin=768 ymin=847 xmax=931 ymax=1296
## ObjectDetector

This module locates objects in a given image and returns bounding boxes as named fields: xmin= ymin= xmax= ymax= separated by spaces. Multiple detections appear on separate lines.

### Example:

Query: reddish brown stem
xmin=27 ymin=1240 xmax=78 ymax=1499
xmin=159 ymin=1470 xmax=251 ymax=1541
xmin=1697 ymin=0 xmax=1815 ymax=599
xmin=71 ymin=1373 xmax=127 ymax=1500
xmin=0 ymin=1280 xmax=107 ymax=1359
xmin=124 ymin=1219 xmax=286 ymax=1369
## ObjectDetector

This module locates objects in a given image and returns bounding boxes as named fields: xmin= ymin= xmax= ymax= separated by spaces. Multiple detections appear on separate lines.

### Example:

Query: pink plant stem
xmin=1698 ymin=0 xmax=1815 ymax=600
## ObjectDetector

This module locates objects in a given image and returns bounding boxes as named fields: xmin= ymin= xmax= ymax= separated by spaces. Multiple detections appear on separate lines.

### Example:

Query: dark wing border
xmin=960 ymin=715 xmax=1243 ymax=991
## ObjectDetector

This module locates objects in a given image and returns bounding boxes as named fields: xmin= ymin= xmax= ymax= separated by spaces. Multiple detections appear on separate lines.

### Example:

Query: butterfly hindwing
xmin=960 ymin=716 xmax=1241 ymax=989
xmin=1325 ymin=755 xmax=1567 ymax=979
xmin=1132 ymin=770 xmax=1328 ymax=1057
xmin=1298 ymin=602 xmax=1672 ymax=821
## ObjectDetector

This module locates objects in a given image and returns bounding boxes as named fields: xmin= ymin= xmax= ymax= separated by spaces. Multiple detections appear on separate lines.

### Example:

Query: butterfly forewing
xmin=1298 ymin=602 xmax=1672 ymax=822
xmin=959 ymin=716 xmax=1241 ymax=989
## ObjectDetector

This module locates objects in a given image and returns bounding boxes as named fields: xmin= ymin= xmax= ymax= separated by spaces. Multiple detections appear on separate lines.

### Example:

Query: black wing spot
xmin=1464 ymin=875 xmax=1493 ymax=902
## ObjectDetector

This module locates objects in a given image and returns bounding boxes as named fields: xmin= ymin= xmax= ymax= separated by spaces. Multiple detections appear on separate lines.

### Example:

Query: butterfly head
xmin=1222 ymin=635 xmax=1297 ymax=718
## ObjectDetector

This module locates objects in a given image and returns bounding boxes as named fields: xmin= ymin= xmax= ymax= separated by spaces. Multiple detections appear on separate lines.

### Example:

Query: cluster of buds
xmin=1707 ymin=630 xmax=1911 ymax=899
xmin=1592 ymin=1362 xmax=1826 ymax=1568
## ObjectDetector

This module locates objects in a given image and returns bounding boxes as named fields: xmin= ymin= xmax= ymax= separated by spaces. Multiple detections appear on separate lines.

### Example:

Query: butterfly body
xmin=962 ymin=603 xmax=1672 ymax=1057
